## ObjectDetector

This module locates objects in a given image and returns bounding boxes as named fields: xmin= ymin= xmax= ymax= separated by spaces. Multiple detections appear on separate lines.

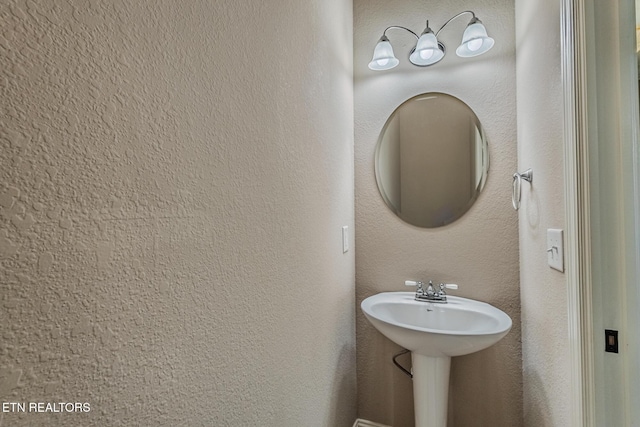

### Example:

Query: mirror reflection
xmin=375 ymin=93 xmax=489 ymax=228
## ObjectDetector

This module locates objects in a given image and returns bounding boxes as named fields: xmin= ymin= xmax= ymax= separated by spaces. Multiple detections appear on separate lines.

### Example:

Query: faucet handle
xmin=438 ymin=283 xmax=458 ymax=298
xmin=405 ymin=280 xmax=425 ymax=296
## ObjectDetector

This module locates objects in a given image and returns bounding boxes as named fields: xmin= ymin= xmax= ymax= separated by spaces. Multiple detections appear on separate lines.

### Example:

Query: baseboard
xmin=352 ymin=419 xmax=392 ymax=427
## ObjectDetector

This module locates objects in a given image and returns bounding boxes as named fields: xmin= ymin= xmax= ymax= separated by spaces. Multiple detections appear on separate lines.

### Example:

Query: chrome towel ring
xmin=512 ymin=169 xmax=533 ymax=211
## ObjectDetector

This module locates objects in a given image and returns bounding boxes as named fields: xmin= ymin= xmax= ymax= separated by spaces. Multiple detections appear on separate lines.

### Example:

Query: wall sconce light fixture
xmin=368 ymin=11 xmax=494 ymax=71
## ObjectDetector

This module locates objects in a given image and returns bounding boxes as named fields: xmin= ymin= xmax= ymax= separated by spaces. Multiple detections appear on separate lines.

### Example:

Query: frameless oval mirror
xmin=375 ymin=93 xmax=489 ymax=228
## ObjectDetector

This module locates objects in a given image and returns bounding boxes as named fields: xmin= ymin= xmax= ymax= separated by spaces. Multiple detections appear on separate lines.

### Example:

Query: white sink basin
xmin=361 ymin=292 xmax=512 ymax=357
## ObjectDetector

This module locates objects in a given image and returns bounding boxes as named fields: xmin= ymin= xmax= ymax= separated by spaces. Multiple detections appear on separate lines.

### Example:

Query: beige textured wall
xmin=354 ymin=0 xmax=521 ymax=426
xmin=0 ymin=1 xmax=356 ymax=426
xmin=515 ymin=0 xmax=571 ymax=425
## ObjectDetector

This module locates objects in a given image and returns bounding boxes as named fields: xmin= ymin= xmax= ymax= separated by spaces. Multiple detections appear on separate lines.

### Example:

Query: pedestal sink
xmin=361 ymin=292 xmax=512 ymax=427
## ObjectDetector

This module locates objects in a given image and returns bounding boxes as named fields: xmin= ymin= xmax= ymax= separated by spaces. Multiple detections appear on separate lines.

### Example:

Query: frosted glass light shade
xmin=409 ymin=30 xmax=445 ymax=66
xmin=368 ymin=36 xmax=399 ymax=71
xmin=456 ymin=18 xmax=495 ymax=58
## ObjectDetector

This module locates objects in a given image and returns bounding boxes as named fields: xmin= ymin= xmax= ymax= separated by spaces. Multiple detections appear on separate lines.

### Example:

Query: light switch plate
xmin=342 ymin=226 xmax=349 ymax=253
xmin=547 ymin=228 xmax=564 ymax=272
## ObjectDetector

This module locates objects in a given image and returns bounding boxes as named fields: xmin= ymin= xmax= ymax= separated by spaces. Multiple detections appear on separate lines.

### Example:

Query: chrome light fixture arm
xmin=434 ymin=10 xmax=476 ymax=37
xmin=382 ymin=25 xmax=420 ymax=39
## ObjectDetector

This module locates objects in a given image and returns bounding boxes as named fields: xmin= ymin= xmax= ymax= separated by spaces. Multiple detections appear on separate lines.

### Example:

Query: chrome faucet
xmin=405 ymin=280 xmax=458 ymax=303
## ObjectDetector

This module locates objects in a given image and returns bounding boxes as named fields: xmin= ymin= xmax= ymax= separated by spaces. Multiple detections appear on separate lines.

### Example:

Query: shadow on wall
xmin=390 ymin=348 xmax=414 ymax=427
xmin=523 ymin=370 xmax=552 ymax=427
xmin=525 ymin=187 xmax=541 ymax=231
xmin=330 ymin=344 xmax=359 ymax=427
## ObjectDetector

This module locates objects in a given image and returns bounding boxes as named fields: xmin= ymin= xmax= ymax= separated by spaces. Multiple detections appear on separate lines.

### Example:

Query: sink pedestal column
xmin=411 ymin=353 xmax=451 ymax=427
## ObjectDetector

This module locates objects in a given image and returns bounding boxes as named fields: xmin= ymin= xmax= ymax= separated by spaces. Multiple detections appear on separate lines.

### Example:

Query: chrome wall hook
xmin=512 ymin=168 xmax=533 ymax=211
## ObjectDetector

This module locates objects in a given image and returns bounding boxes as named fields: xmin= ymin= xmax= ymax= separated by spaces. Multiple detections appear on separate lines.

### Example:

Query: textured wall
xmin=354 ymin=0 xmax=521 ymax=426
xmin=0 ymin=0 xmax=356 ymax=426
xmin=515 ymin=0 xmax=570 ymax=425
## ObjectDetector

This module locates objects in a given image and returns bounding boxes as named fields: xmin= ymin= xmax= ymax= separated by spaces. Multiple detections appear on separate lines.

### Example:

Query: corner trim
xmin=561 ymin=0 xmax=596 ymax=425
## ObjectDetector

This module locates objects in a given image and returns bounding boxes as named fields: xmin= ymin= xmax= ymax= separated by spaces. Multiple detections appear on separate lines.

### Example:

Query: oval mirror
xmin=375 ymin=93 xmax=489 ymax=228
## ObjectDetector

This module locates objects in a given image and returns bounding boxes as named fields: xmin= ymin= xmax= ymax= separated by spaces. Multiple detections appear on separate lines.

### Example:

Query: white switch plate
xmin=547 ymin=228 xmax=564 ymax=272
xmin=342 ymin=226 xmax=349 ymax=253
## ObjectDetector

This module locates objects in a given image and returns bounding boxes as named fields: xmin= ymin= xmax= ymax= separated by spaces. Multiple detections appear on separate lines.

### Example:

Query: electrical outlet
xmin=605 ymin=329 xmax=619 ymax=353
